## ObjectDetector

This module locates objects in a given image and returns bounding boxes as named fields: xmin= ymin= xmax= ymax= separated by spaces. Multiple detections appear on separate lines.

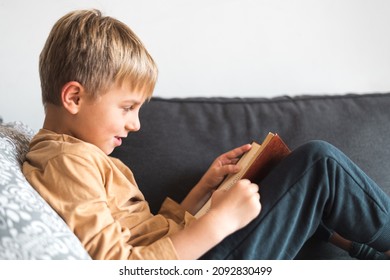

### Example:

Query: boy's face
xmin=72 ymin=84 xmax=146 ymax=155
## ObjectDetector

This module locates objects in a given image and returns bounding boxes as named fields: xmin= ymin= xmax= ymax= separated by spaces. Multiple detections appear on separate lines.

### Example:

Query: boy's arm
xmin=25 ymin=153 xmax=180 ymax=260
xmin=171 ymin=179 xmax=261 ymax=259
xmin=181 ymin=144 xmax=252 ymax=215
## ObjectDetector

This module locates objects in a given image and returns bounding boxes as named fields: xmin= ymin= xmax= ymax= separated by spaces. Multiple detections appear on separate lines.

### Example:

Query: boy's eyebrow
xmin=121 ymin=98 xmax=145 ymax=105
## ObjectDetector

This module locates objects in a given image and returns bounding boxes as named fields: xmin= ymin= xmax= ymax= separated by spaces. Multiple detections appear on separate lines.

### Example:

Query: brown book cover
xmin=243 ymin=133 xmax=291 ymax=183
xmin=195 ymin=132 xmax=291 ymax=218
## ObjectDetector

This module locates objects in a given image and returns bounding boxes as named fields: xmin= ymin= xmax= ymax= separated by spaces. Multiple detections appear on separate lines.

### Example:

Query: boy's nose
xmin=126 ymin=118 xmax=141 ymax=132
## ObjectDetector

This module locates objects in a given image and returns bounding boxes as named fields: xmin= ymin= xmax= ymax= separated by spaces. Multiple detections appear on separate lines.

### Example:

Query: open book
xmin=195 ymin=132 xmax=291 ymax=218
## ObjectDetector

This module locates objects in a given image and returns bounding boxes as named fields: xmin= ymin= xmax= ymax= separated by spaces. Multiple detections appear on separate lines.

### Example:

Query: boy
xmin=23 ymin=9 xmax=390 ymax=259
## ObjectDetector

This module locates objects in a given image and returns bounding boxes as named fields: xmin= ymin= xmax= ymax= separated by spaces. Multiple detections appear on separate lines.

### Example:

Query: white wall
xmin=1 ymin=0 xmax=390 ymax=131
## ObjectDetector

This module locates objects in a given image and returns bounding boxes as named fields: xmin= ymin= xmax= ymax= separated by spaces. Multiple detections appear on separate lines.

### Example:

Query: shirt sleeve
xmin=29 ymin=152 xmax=179 ymax=260
xmin=158 ymin=197 xmax=196 ymax=226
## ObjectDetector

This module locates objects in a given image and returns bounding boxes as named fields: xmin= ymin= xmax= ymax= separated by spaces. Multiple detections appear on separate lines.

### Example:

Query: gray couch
xmin=1 ymin=92 xmax=389 ymax=259
xmin=112 ymin=92 xmax=390 ymax=259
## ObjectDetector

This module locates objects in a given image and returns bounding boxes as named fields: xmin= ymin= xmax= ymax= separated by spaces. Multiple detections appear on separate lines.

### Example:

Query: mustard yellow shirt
xmin=23 ymin=129 xmax=195 ymax=260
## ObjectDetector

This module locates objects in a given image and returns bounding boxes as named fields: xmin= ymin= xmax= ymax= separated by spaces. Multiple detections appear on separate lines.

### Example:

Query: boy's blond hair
xmin=39 ymin=9 xmax=157 ymax=108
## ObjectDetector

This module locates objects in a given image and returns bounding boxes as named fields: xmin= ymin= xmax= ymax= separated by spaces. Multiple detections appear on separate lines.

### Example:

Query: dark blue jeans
xmin=200 ymin=140 xmax=390 ymax=259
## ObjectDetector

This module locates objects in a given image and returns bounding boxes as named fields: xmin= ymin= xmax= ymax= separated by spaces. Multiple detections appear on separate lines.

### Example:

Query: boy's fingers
xmin=221 ymin=164 xmax=240 ymax=175
xmin=246 ymin=182 xmax=259 ymax=194
xmin=225 ymin=144 xmax=252 ymax=160
xmin=236 ymin=179 xmax=259 ymax=193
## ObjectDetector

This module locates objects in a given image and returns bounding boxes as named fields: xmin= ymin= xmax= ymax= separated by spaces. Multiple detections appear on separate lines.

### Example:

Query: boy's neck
xmin=43 ymin=104 xmax=72 ymax=135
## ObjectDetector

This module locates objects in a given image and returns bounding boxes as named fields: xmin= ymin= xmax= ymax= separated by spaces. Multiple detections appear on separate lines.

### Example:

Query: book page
xmin=217 ymin=141 xmax=262 ymax=191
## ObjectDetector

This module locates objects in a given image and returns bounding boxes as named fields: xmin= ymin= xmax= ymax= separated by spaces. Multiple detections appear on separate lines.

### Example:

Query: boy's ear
xmin=61 ymin=81 xmax=84 ymax=114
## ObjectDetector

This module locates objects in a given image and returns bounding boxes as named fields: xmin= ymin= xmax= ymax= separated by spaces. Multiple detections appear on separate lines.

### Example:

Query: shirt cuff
xmin=158 ymin=197 xmax=195 ymax=225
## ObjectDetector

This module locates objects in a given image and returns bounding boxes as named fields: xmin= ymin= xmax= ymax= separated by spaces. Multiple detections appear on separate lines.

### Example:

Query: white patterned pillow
xmin=0 ymin=122 xmax=91 ymax=259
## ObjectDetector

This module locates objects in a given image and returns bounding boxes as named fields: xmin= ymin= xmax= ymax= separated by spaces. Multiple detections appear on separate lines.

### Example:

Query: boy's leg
xmin=200 ymin=140 xmax=390 ymax=259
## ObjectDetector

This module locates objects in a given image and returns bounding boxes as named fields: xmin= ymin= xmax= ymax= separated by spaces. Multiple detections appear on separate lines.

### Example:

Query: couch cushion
xmin=111 ymin=92 xmax=390 ymax=259
xmin=0 ymin=122 xmax=91 ymax=259
xmin=113 ymin=93 xmax=390 ymax=211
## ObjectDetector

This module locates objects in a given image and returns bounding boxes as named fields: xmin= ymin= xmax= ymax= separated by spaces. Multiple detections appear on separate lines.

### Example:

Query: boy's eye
xmin=123 ymin=106 xmax=134 ymax=112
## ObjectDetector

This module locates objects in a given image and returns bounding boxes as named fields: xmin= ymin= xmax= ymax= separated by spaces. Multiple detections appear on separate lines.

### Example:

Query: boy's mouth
xmin=114 ymin=136 xmax=123 ymax=146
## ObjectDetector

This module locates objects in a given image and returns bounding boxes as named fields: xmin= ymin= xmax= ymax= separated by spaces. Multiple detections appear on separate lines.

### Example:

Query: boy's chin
xmin=106 ymin=147 xmax=116 ymax=155
xmin=96 ymin=144 xmax=115 ymax=156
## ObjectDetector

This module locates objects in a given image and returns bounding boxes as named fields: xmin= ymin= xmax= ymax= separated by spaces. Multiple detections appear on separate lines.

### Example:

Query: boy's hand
xmin=180 ymin=144 xmax=252 ymax=215
xmin=198 ymin=144 xmax=252 ymax=192
xmin=172 ymin=179 xmax=261 ymax=259
xmin=208 ymin=179 xmax=261 ymax=235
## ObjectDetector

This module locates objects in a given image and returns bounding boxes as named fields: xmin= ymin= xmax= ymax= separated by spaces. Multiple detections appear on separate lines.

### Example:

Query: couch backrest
xmin=112 ymin=93 xmax=390 ymax=214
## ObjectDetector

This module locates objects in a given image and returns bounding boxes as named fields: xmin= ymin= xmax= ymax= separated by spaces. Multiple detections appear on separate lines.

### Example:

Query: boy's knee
xmin=296 ymin=140 xmax=341 ymax=160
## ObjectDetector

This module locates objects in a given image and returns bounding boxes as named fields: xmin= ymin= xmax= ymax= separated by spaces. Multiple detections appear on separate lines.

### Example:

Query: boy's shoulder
xmin=28 ymin=129 xmax=107 ymax=164
xmin=25 ymin=129 xmax=131 ymax=177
